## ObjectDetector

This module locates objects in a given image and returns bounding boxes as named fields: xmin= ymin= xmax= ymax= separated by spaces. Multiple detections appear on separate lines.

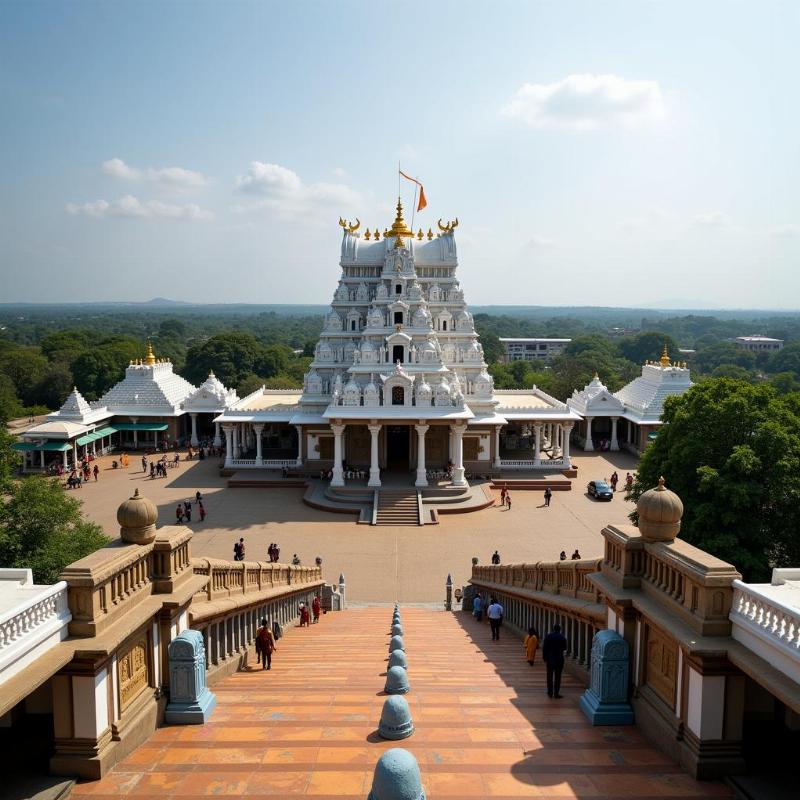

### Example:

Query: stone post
xmin=584 ymin=417 xmax=594 ymax=451
xmin=493 ymin=425 xmax=502 ymax=468
xmin=131 ymin=416 xmax=138 ymax=449
xmin=579 ymin=630 xmax=634 ymax=725
xmin=368 ymin=423 xmax=382 ymax=487
xmin=533 ymin=423 xmax=542 ymax=467
xmin=40 ymin=450 xmax=45 ymax=470
xmin=414 ymin=423 xmax=429 ymax=487
xmin=165 ymin=630 xmax=217 ymax=724
xmin=213 ymin=421 xmax=221 ymax=448
xmin=451 ymin=424 xmax=466 ymax=486
xmin=294 ymin=424 xmax=303 ymax=467
xmin=253 ymin=424 xmax=264 ymax=466
xmin=331 ymin=423 xmax=345 ymax=487
xmin=445 ymin=573 xmax=453 ymax=611
xmin=338 ymin=573 xmax=346 ymax=609
xmin=189 ymin=413 xmax=199 ymax=447
xmin=610 ymin=416 xmax=620 ymax=451
xmin=62 ymin=450 xmax=68 ymax=469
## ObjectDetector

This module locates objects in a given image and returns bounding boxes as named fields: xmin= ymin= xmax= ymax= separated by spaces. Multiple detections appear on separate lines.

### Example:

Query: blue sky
xmin=1 ymin=0 xmax=797 ymax=307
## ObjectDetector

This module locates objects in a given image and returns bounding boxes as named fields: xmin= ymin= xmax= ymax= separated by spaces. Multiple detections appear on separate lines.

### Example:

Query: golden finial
xmin=364 ymin=229 xmax=371 ymax=240
xmin=375 ymin=228 xmax=380 ymax=240
xmin=145 ymin=341 xmax=156 ymax=366
xmin=417 ymin=228 xmax=423 ymax=240
xmin=427 ymin=228 xmax=433 ymax=240
xmin=659 ymin=343 xmax=671 ymax=368
xmin=209 ymin=369 xmax=215 ymax=377
xmin=383 ymin=227 xmax=389 ymax=237
xmin=385 ymin=197 xmax=413 ymax=240
xmin=593 ymin=371 xmax=599 ymax=379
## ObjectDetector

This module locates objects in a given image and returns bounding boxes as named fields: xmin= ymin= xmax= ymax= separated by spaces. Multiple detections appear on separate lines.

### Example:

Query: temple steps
xmin=375 ymin=489 xmax=420 ymax=526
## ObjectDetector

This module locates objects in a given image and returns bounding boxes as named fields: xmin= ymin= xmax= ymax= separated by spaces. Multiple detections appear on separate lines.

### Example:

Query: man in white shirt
xmin=486 ymin=598 xmax=504 ymax=641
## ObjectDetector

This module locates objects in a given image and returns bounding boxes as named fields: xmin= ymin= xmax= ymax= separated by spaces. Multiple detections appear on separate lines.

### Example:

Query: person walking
xmin=472 ymin=593 xmax=483 ymax=622
xmin=234 ymin=538 xmax=245 ymax=561
xmin=198 ymin=501 xmax=206 ymax=522
xmin=184 ymin=501 xmax=192 ymax=522
xmin=255 ymin=617 xmax=276 ymax=670
xmin=312 ymin=595 xmax=321 ymax=623
xmin=610 ymin=471 xmax=619 ymax=492
xmin=542 ymin=623 xmax=568 ymax=698
xmin=176 ymin=504 xmax=184 ymax=524
xmin=524 ymin=627 xmax=539 ymax=666
xmin=499 ymin=485 xmax=507 ymax=506
xmin=142 ymin=456 xmax=148 ymax=473
xmin=93 ymin=464 xmax=99 ymax=481
xmin=487 ymin=597 xmax=504 ymax=641
xmin=195 ymin=491 xmax=202 ymax=504
xmin=506 ymin=491 xmax=512 ymax=510
xmin=491 ymin=550 xmax=501 ymax=565
xmin=544 ymin=487 xmax=552 ymax=507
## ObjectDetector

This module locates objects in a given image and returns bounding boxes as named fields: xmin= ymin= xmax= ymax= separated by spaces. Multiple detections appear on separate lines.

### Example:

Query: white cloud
xmin=332 ymin=166 xmax=348 ymax=178
xmin=502 ymin=73 xmax=666 ymax=130
xmin=522 ymin=235 xmax=556 ymax=249
xmin=233 ymin=162 xmax=361 ymax=218
xmin=66 ymin=195 xmax=213 ymax=221
xmin=102 ymin=158 xmax=207 ymax=188
xmin=770 ymin=223 xmax=800 ymax=238
xmin=694 ymin=211 xmax=731 ymax=228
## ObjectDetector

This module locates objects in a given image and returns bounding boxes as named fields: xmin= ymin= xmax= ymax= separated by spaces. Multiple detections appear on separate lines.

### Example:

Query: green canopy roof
xmin=112 ymin=422 xmax=168 ymax=432
xmin=13 ymin=441 xmax=72 ymax=452
xmin=75 ymin=425 xmax=118 ymax=446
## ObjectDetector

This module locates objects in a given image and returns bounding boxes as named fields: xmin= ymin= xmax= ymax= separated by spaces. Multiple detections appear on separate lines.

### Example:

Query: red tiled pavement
xmin=71 ymin=608 xmax=732 ymax=799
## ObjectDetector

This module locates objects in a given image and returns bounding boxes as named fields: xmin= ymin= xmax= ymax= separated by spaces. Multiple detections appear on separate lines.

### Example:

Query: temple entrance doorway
xmin=386 ymin=425 xmax=410 ymax=470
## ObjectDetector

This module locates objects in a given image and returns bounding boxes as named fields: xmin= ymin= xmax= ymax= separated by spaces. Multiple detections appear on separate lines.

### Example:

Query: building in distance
xmin=500 ymin=337 xmax=571 ymax=363
xmin=735 ymin=335 xmax=784 ymax=352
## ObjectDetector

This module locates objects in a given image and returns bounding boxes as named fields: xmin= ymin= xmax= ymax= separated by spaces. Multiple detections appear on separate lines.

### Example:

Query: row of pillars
xmin=221 ymin=422 xmax=303 ymax=468
xmin=189 ymin=413 xmax=223 ymax=448
xmin=330 ymin=421 xmax=467 ymax=489
xmin=583 ymin=416 xmax=620 ymax=452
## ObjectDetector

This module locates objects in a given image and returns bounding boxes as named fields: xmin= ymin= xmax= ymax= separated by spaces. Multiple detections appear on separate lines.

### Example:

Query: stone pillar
xmin=562 ymin=423 xmax=573 ymax=468
xmin=331 ymin=423 xmax=345 ymax=487
xmin=294 ymin=425 xmax=303 ymax=467
xmin=610 ymin=416 xmax=620 ymax=451
xmin=165 ymin=630 xmax=216 ymax=724
xmin=445 ymin=574 xmax=453 ymax=611
xmin=414 ymin=423 xmax=429 ymax=487
xmin=579 ymin=630 xmax=634 ymax=725
xmin=222 ymin=425 xmax=233 ymax=468
xmin=190 ymin=413 xmax=199 ymax=447
xmin=213 ymin=422 xmax=221 ymax=448
xmin=40 ymin=450 xmax=45 ymax=470
xmin=533 ymin=423 xmax=542 ymax=467
xmin=72 ymin=441 xmax=78 ymax=466
xmin=339 ymin=573 xmax=346 ymax=609
xmin=131 ymin=417 xmax=138 ymax=449
xmin=368 ymin=423 xmax=382 ymax=487
xmin=62 ymin=449 xmax=68 ymax=469
xmin=451 ymin=424 xmax=466 ymax=486
xmin=494 ymin=426 xmax=502 ymax=468
xmin=253 ymin=424 xmax=264 ymax=466
xmin=584 ymin=417 xmax=594 ymax=451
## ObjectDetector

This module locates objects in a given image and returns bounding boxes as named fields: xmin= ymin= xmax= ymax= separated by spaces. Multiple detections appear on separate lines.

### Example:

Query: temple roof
xmin=567 ymin=374 xmax=624 ymax=416
xmin=184 ymin=371 xmax=238 ymax=411
xmin=614 ymin=361 xmax=693 ymax=423
xmin=93 ymin=359 xmax=196 ymax=416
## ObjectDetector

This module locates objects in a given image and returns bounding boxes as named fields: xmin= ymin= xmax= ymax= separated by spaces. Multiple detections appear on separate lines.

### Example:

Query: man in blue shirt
xmin=542 ymin=623 xmax=568 ymax=698
xmin=472 ymin=593 xmax=483 ymax=622
xmin=486 ymin=598 xmax=504 ymax=641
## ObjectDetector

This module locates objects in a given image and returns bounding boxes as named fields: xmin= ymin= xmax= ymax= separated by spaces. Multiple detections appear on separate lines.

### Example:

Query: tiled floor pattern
xmin=71 ymin=608 xmax=732 ymax=798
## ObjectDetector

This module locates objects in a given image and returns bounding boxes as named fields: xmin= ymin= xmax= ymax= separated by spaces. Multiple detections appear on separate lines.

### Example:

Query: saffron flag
xmin=399 ymin=170 xmax=427 ymax=212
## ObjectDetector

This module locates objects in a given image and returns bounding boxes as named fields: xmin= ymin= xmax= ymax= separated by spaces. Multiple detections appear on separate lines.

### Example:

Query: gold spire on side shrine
xmin=385 ymin=197 xmax=413 ymax=239
xmin=144 ymin=340 xmax=156 ymax=366
xmin=659 ymin=343 xmax=671 ymax=368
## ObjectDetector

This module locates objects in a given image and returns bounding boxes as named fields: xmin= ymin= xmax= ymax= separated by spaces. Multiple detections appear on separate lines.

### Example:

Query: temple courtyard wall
xmin=70 ymin=450 xmax=638 ymax=603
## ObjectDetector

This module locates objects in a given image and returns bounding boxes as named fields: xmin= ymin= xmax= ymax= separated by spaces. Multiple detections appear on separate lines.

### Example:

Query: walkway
xmin=71 ymin=608 xmax=730 ymax=798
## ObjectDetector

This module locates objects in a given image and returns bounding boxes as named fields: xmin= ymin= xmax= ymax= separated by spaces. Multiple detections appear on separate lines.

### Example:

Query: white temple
xmin=214 ymin=200 xmax=582 ymax=485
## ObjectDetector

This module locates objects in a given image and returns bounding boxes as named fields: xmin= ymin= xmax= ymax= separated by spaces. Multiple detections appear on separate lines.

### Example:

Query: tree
xmin=0 ymin=430 xmax=22 ymax=490
xmin=0 ymin=476 xmax=109 ymax=583
xmin=0 ymin=374 xmax=23 ymax=425
xmin=628 ymin=379 xmax=800 ymax=580
xmin=694 ymin=342 xmax=756 ymax=374
xmin=711 ymin=364 xmax=755 ymax=382
xmin=767 ymin=343 xmax=800 ymax=375
xmin=183 ymin=332 xmax=265 ymax=386
xmin=0 ymin=347 xmax=49 ymax=406
xmin=618 ymin=332 xmax=678 ymax=366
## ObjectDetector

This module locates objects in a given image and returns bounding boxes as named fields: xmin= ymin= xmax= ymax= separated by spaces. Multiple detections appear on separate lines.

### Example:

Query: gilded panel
xmin=118 ymin=636 xmax=150 ymax=712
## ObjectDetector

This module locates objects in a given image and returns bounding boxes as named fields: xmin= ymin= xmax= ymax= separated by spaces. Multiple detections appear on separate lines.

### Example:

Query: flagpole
xmin=411 ymin=183 xmax=418 ymax=235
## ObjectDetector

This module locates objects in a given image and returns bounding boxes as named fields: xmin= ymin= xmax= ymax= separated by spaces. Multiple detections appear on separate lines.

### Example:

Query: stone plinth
xmin=579 ymin=629 xmax=634 ymax=726
xmin=165 ymin=629 xmax=216 ymax=724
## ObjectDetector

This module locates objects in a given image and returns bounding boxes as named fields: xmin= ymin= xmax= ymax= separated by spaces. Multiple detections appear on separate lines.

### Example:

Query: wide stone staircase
xmin=71 ymin=608 xmax=732 ymax=799
xmin=375 ymin=489 xmax=420 ymax=525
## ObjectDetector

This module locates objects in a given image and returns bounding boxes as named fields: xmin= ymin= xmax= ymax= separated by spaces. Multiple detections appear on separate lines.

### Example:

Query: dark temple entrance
xmin=386 ymin=425 xmax=410 ymax=469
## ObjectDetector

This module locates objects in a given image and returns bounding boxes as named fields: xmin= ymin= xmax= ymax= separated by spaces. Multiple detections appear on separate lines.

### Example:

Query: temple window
xmin=442 ymin=320 xmax=447 ymax=331
xmin=394 ymin=311 xmax=403 ymax=325
xmin=392 ymin=344 xmax=404 ymax=363
xmin=395 ymin=284 xmax=402 ymax=294
xmin=392 ymin=386 xmax=404 ymax=405
xmin=351 ymin=320 xmax=356 ymax=331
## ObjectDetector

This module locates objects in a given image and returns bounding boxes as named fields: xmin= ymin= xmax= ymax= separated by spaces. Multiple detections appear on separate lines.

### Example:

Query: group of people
xmin=65 ymin=460 xmax=99 ymax=488
xmin=298 ymin=596 xmax=321 ymax=626
xmin=267 ymin=542 xmax=281 ymax=562
xmin=176 ymin=491 xmax=206 ymax=524
xmin=472 ymin=592 xmax=569 ymax=698
xmin=253 ymin=594 xmax=323 ymax=672
xmin=559 ymin=549 xmax=582 ymax=560
xmin=144 ymin=453 xmax=180 ymax=478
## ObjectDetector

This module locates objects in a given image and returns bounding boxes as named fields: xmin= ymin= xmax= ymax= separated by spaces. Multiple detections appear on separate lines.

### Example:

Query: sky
xmin=0 ymin=0 xmax=798 ymax=308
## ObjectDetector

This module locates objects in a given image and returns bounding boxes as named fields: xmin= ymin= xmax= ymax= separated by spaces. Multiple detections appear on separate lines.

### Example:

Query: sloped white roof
xmin=93 ymin=361 xmax=196 ymax=416
xmin=184 ymin=371 xmax=238 ymax=412
xmin=614 ymin=363 xmax=693 ymax=423
xmin=567 ymin=375 xmax=624 ymax=416
xmin=22 ymin=420 xmax=89 ymax=439
xmin=47 ymin=387 xmax=111 ymax=426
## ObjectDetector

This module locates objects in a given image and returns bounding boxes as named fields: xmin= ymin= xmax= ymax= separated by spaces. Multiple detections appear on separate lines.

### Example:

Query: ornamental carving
xmin=644 ymin=623 xmax=677 ymax=708
xmin=118 ymin=636 xmax=150 ymax=711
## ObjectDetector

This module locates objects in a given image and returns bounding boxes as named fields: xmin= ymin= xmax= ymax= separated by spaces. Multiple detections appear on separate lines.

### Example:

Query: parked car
xmin=587 ymin=480 xmax=613 ymax=501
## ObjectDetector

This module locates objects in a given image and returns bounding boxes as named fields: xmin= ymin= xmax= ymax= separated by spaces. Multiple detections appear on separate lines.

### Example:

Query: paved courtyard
xmin=71 ymin=450 xmax=639 ymax=603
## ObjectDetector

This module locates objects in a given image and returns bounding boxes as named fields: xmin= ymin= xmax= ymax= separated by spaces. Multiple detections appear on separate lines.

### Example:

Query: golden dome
xmin=659 ymin=343 xmax=671 ymax=368
xmin=385 ymin=198 xmax=413 ymax=239
xmin=117 ymin=488 xmax=158 ymax=545
xmin=637 ymin=477 xmax=683 ymax=542
xmin=144 ymin=341 xmax=156 ymax=366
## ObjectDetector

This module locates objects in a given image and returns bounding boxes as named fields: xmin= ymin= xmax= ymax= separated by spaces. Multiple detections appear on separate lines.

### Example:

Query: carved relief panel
xmin=643 ymin=623 xmax=678 ymax=709
xmin=118 ymin=634 xmax=151 ymax=712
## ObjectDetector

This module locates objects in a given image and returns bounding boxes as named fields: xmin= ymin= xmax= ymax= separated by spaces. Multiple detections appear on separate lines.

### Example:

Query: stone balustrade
xmin=0 ymin=577 xmax=71 ymax=682
xmin=470 ymin=559 xmax=605 ymax=679
xmin=730 ymin=573 xmax=800 ymax=684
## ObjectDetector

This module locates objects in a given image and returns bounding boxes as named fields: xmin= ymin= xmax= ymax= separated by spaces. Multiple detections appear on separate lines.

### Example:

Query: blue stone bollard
xmin=388 ymin=649 xmax=408 ymax=670
xmin=378 ymin=695 xmax=414 ymax=740
xmin=165 ymin=630 xmax=216 ymax=724
xmin=392 ymin=623 xmax=404 ymax=637
xmin=368 ymin=747 xmax=425 ymax=800
xmin=389 ymin=634 xmax=405 ymax=652
xmin=579 ymin=629 xmax=634 ymax=726
xmin=384 ymin=664 xmax=410 ymax=694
